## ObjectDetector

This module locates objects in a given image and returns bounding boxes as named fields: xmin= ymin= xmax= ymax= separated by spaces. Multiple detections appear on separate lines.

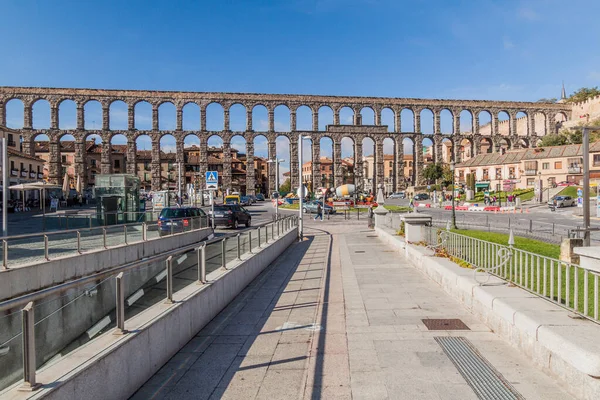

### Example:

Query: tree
xmin=538 ymin=117 xmax=600 ymax=147
xmin=440 ymin=164 xmax=454 ymax=187
xmin=538 ymin=134 xmax=568 ymax=147
xmin=566 ymin=87 xmax=600 ymax=103
xmin=279 ymin=178 xmax=291 ymax=196
xmin=422 ymin=163 xmax=444 ymax=184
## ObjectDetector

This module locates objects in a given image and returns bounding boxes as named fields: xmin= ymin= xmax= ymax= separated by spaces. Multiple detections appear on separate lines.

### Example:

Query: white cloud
xmin=503 ymin=37 xmax=515 ymax=50
xmin=518 ymin=7 xmax=539 ymax=21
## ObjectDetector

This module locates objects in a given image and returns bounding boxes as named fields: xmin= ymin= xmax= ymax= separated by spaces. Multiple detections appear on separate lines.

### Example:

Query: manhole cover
xmin=422 ymin=319 xmax=470 ymax=330
xmin=355 ymin=250 xmax=365 ymax=253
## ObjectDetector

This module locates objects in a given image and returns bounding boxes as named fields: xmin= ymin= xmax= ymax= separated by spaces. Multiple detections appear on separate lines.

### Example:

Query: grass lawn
xmin=279 ymin=203 xmax=299 ymax=210
xmin=557 ymin=186 xmax=597 ymax=198
xmin=442 ymin=229 xmax=596 ymax=319
xmin=452 ymin=229 xmax=559 ymax=258
xmin=466 ymin=188 xmax=534 ymax=203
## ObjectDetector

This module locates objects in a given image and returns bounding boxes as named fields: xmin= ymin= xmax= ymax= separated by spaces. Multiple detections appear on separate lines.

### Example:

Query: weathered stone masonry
xmin=0 ymin=86 xmax=572 ymax=192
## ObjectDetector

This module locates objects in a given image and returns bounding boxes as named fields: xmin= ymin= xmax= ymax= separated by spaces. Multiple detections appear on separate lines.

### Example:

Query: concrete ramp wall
xmin=0 ymin=227 xmax=297 ymax=400
xmin=0 ymin=228 xmax=214 ymax=301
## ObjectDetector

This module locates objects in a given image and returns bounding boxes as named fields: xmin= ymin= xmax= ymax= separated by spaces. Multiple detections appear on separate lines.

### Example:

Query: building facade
xmin=455 ymin=142 xmax=600 ymax=191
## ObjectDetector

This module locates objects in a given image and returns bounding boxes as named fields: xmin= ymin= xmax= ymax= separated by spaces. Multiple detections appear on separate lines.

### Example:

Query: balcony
xmin=11 ymin=170 xmax=18 ymax=176
xmin=29 ymin=172 xmax=36 ymax=178
xmin=21 ymin=171 xmax=27 ymax=177
xmin=7 ymin=140 xmax=16 ymax=147
xmin=524 ymin=169 xmax=538 ymax=176
xmin=568 ymin=166 xmax=582 ymax=174
xmin=38 ymin=173 xmax=44 ymax=179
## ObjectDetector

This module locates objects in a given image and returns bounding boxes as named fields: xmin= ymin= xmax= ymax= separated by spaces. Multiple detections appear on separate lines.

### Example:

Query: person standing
xmin=314 ymin=202 xmax=323 ymax=221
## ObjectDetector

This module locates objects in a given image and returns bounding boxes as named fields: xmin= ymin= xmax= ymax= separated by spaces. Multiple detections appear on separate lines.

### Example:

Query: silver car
xmin=548 ymin=195 xmax=576 ymax=208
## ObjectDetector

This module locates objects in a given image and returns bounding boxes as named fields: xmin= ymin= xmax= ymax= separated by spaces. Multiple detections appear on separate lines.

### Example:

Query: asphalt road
xmin=384 ymin=197 xmax=600 ymax=243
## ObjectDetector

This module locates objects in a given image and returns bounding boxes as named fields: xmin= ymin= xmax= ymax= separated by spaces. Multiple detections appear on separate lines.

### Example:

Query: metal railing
xmin=42 ymin=210 xmax=161 ymax=231
xmin=0 ymin=215 xmax=210 ymax=269
xmin=423 ymin=226 xmax=600 ymax=324
xmin=0 ymin=215 xmax=298 ymax=392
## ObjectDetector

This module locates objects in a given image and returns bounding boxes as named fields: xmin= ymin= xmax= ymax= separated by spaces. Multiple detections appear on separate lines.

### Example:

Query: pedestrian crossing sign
xmin=206 ymin=171 xmax=218 ymax=190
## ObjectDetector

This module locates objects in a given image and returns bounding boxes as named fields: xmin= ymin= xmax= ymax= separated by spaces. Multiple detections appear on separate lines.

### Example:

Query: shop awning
xmin=475 ymin=183 xmax=490 ymax=188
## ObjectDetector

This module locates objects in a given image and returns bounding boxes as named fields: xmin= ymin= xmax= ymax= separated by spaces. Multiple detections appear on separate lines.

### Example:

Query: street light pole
xmin=298 ymin=136 xmax=311 ymax=241
xmin=451 ymin=161 xmax=457 ymax=229
xmin=572 ymin=125 xmax=599 ymax=246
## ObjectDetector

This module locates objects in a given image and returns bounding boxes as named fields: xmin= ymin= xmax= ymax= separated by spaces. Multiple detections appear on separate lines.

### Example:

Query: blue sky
xmin=2 ymin=0 xmax=599 ymax=178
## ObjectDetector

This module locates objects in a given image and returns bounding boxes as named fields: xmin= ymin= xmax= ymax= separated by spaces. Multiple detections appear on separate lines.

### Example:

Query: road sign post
xmin=206 ymin=171 xmax=218 ymax=230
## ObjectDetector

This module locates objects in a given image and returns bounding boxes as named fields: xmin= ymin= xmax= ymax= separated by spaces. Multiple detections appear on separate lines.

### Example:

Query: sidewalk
xmin=132 ymin=219 xmax=574 ymax=400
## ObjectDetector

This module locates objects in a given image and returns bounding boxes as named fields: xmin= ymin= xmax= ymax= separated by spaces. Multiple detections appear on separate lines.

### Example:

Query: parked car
xmin=248 ymin=195 xmax=257 ymax=204
xmin=255 ymin=193 xmax=266 ymax=201
xmin=388 ymin=192 xmax=406 ymax=199
xmin=414 ymin=193 xmax=430 ymax=201
xmin=302 ymin=200 xmax=335 ymax=215
xmin=240 ymin=196 xmax=251 ymax=206
xmin=157 ymin=207 xmax=207 ymax=236
xmin=548 ymin=195 xmax=576 ymax=208
xmin=208 ymin=204 xmax=251 ymax=228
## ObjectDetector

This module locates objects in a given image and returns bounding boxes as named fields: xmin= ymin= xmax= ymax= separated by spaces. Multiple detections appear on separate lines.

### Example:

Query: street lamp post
xmin=267 ymin=158 xmax=285 ymax=221
xmin=298 ymin=136 xmax=311 ymax=241
xmin=450 ymin=161 xmax=457 ymax=229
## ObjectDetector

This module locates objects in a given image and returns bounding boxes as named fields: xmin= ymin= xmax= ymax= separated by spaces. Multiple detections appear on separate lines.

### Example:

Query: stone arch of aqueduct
xmin=0 ymin=86 xmax=572 ymax=194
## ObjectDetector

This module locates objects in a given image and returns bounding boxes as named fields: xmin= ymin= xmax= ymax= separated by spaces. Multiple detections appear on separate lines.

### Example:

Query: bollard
xmin=114 ymin=272 xmax=127 ymax=334
xmin=197 ymin=244 xmax=207 ymax=283
xmin=529 ymin=219 xmax=533 ymax=233
xmin=65 ymin=215 xmax=69 ymax=230
xmin=124 ymin=225 xmax=128 ymax=244
xmin=19 ymin=302 xmax=40 ymax=391
xmin=44 ymin=235 xmax=49 ymax=261
xmin=165 ymin=256 xmax=174 ymax=304
xmin=142 ymin=222 xmax=147 ymax=241
xmin=271 ymin=224 xmax=274 ymax=241
xmin=89 ymin=214 xmax=92 ymax=229
xmin=171 ymin=223 xmax=174 ymax=236
xmin=277 ymin=219 xmax=280 ymax=237
xmin=77 ymin=231 xmax=81 ymax=254
xmin=237 ymin=233 xmax=241 ymax=260
xmin=103 ymin=228 xmax=107 ymax=249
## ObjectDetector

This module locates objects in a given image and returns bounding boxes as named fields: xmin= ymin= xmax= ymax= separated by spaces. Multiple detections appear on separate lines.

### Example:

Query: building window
xmin=91 ymin=159 xmax=97 ymax=167
xmin=554 ymin=161 xmax=562 ymax=169
xmin=527 ymin=178 xmax=535 ymax=186
xmin=509 ymin=167 xmax=515 ymax=178
xmin=542 ymin=162 xmax=549 ymax=170
xmin=389 ymin=161 xmax=393 ymax=168
xmin=594 ymin=155 xmax=600 ymax=167
xmin=61 ymin=155 xmax=67 ymax=163
xmin=114 ymin=159 xmax=120 ymax=169
xmin=10 ymin=161 xmax=14 ymax=170
xmin=495 ymin=168 xmax=502 ymax=179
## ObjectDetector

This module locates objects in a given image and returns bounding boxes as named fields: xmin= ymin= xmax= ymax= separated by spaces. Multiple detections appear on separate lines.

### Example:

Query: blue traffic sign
xmin=206 ymin=171 xmax=218 ymax=190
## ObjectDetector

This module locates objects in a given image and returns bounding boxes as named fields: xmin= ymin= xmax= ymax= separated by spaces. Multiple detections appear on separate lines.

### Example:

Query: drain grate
xmin=435 ymin=336 xmax=525 ymax=400
xmin=422 ymin=319 xmax=470 ymax=330
xmin=355 ymin=250 xmax=365 ymax=253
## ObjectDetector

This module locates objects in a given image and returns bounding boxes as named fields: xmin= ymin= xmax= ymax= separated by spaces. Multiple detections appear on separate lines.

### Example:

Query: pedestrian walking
xmin=314 ymin=202 xmax=323 ymax=221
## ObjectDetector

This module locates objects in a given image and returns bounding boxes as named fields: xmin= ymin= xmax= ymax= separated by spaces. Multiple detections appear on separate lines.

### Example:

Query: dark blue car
xmin=157 ymin=207 xmax=207 ymax=236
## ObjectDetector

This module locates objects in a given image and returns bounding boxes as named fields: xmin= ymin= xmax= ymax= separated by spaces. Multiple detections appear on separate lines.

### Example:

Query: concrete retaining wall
xmin=0 ymin=226 xmax=298 ymax=400
xmin=375 ymin=225 xmax=600 ymax=400
xmin=0 ymin=228 xmax=214 ymax=301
